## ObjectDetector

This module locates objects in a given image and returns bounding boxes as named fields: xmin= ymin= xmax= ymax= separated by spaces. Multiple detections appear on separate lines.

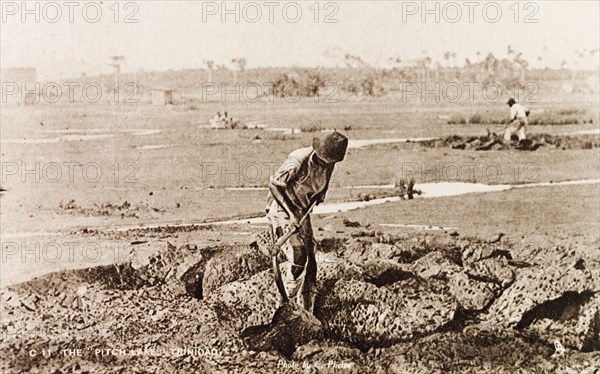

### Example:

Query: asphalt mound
xmin=420 ymin=133 xmax=600 ymax=151
xmin=1 ymin=233 xmax=598 ymax=372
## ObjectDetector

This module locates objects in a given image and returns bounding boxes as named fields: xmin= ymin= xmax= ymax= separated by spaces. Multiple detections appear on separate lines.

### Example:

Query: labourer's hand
xmin=316 ymin=195 xmax=325 ymax=205
xmin=270 ymin=242 xmax=282 ymax=257
xmin=290 ymin=220 xmax=301 ymax=232
xmin=312 ymin=192 xmax=325 ymax=206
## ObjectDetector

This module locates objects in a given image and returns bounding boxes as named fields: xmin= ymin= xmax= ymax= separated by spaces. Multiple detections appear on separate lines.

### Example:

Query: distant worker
xmin=222 ymin=111 xmax=229 ymax=127
xmin=229 ymin=116 xmax=237 ymax=129
xmin=504 ymin=98 xmax=530 ymax=143
xmin=210 ymin=111 xmax=222 ymax=129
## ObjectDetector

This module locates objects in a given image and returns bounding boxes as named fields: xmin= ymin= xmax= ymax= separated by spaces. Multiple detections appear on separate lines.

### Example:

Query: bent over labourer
xmin=265 ymin=131 xmax=348 ymax=313
xmin=504 ymin=98 xmax=530 ymax=143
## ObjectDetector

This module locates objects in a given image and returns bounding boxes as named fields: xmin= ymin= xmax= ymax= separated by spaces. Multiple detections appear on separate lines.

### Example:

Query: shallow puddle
xmin=348 ymin=137 xmax=437 ymax=149
xmin=562 ymin=129 xmax=600 ymax=136
xmin=135 ymin=145 xmax=168 ymax=150
xmin=211 ymin=179 xmax=599 ymax=225
xmin=1 ymin=134 xmax=115 ymax=143
xmin=379 ymin=223 xmax=458 ymax=231
xmin=1 ymin=129 xmax=161 ymax=144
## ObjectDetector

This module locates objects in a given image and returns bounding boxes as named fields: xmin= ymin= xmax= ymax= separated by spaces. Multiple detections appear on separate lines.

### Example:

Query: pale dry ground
xmin=321 ymin=183 xmax=600 ymax=247
xmin=1 ymin=98 xmax=599 ymax=373
xmin=0 ymin=97 xmax=598 ymax=285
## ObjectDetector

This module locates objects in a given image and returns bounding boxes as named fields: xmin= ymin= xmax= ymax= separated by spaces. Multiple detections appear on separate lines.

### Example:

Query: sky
xmin=1 ymin=0 xmax=599 ymax=79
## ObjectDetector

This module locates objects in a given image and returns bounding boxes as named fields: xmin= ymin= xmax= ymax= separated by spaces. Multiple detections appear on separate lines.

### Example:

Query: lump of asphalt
xmin=483 ymin=259 xmax=598 ymax=351
xmin=317 ymin=277 xmax=457 ymax=349
xmin=201 ymin=246 xmax=270 ymax=298
xmin=241 ymin=302 xmax=323 ymax=357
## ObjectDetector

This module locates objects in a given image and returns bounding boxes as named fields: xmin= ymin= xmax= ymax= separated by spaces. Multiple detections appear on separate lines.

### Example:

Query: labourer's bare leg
xmin=504 ymin=124 xmax=515 ymax=143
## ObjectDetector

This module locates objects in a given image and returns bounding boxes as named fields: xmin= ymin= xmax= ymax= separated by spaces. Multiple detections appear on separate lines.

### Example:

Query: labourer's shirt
xmin=269 ymin=147 xmax=334 ymax=211
xmin=510 ymin=103 xmax=529 ymax=120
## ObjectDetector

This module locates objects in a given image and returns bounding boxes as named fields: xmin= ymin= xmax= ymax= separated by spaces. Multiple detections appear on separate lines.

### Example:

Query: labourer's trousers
xmin=266 ymin=200 xmax=317 ymax=313
xmin=504 ymin=118 xmax=527 ymax=143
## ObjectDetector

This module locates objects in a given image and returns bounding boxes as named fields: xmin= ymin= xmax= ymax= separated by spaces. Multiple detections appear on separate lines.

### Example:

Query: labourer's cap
xmin=312 ymin=131 xmax=348 ymax=164
xmin=507 ymin=98 xmax=516 ymax=106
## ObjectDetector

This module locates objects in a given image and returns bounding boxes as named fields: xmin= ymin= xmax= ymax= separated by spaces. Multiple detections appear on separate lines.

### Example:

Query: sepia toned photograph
xmin=1 ymin=1 xmax=599 ymax=372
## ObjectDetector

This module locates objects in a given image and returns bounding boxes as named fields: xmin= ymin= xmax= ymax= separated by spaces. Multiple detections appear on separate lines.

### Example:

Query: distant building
xmin=1 ymin=67 xmax=36 ymax=82
xmin=1 ymin=67 xmax=37 ymax=105
xmin=151 ymin=89 xmax=174 ymax=105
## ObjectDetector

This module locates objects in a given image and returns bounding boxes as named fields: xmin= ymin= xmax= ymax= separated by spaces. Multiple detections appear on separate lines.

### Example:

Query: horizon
xmin=2 ymin=63 xmax=598 ymax=84
xmin=2 ymin=1 xmax=599 ymax=80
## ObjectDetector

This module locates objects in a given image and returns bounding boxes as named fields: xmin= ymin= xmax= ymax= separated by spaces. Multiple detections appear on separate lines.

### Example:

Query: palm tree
xmin=344 ymin=54 xmax=368 ymax=69
xmin=507 ymin=45 xmax=515 ymax=57
xmin=512 ymin=52 xmax=528 ymax=84
xmin=443 ymin=52 xmax=451 ymax=80
xmin=388 ymin=57 xmax=402 ymax=68
xmin=110 ymin=56 xmax=124 ymax=85
xmin=420 ymin=51 xmax=431 ymax=81
xmin=572 ymin=50 xmax=585 ymax=80
xmin=485 ymin=52 xmax=497 ymax=76
xmin=231 ymin=58 xmax=247 ymax=84
xmin=234 ymin=58 xmax=247 ymax=73
xmin=444 ymin=52 xmax=451 ymax=68
xmin=204 ymin=60 xmax=214 ymax=83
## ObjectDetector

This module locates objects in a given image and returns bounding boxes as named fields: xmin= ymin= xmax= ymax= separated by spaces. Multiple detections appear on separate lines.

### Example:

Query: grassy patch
xmin=448 ymin=108 xmax=596 ymax=126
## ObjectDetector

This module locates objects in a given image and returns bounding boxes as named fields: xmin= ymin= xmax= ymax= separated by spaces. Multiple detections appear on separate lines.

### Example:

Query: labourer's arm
xmin=508 ymin=105 xmax=514 ymax=120
xmin=268 ymin=182 xmax=301 ymax=223
xmin=312 ymin=166 xmax=334 ymax=205
xmin=508 ymin=111 xmax=518 ymax=127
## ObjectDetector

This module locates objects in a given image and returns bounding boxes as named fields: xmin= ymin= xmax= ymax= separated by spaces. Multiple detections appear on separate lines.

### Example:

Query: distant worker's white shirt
xmin=510 ymin=103 xmax=528 ymax=120
xmin=505 ymin=103 xmax=528 ymax=142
